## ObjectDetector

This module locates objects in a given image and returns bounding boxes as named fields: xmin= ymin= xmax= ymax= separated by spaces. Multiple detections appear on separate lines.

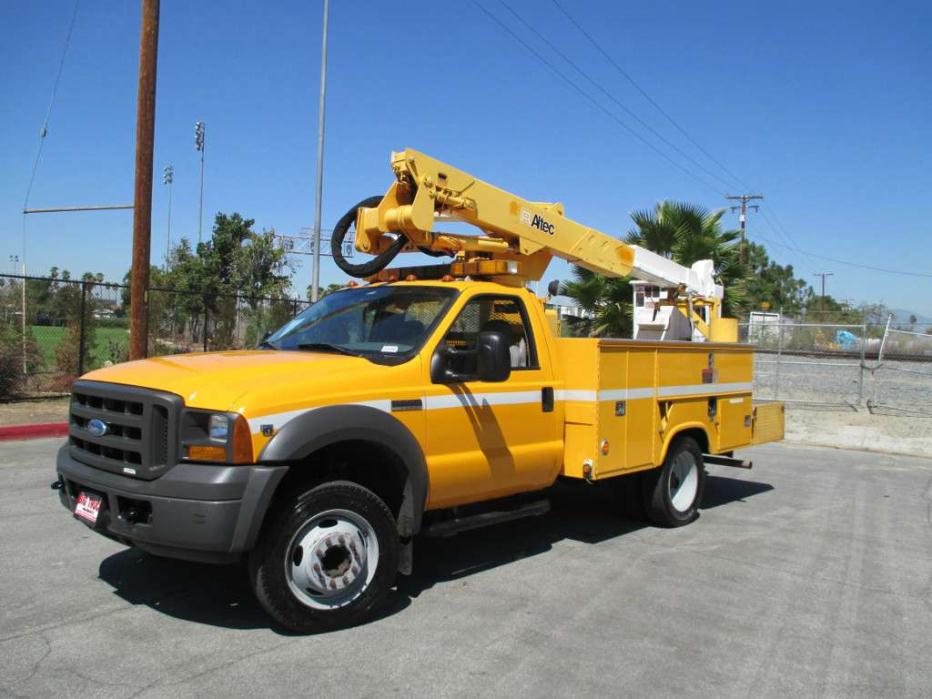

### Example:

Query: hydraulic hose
xmin=330 ymin=196 xmax=407 ymax=278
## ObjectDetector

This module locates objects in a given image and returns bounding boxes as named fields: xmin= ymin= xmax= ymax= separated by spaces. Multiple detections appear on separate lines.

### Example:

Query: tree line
xmin=558 ymin=200 xmax=893 ymax=337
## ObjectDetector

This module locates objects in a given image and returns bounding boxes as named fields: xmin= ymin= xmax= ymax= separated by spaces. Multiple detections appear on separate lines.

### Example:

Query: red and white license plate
xmin=74 ymin=491 xmax=103 ymax=525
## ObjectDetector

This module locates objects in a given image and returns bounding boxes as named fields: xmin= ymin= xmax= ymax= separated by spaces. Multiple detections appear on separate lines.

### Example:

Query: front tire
xmin=643 ymin=437 xmax=705 ymax=527
xmin=249 ymin=480 xmax=399 ymax=632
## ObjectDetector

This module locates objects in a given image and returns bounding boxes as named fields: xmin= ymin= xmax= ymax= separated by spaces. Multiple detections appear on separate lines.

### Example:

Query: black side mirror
xmin=430 ymin=330 xmax=512 ymax=384
xmin=476 ymin=330 xmax=511 ymax=382
xmin=547 ymin=279 xmax=560 ymax=297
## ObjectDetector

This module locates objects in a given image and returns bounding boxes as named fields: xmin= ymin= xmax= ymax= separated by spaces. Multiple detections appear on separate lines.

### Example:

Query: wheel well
xmin=273 ymin=440 xmax=408 ymax=520
xmin=665 ymin=427 xmax=709 ymax=459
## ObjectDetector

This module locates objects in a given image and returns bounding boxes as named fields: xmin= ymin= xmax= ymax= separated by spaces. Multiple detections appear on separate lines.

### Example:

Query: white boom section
xmin=629 ymin=247 xmax=723 ymax=300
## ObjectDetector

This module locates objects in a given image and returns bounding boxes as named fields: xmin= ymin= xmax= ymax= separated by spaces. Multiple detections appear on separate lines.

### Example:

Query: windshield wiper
xmin=257 ymin=340 xmax=276 ymax=349
xmin=296 ymin=342 xmax=359 ymax=356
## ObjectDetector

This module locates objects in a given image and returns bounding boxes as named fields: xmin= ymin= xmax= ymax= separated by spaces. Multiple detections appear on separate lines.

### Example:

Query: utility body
xmin=53 ymin=149 xmax=783 ymax=631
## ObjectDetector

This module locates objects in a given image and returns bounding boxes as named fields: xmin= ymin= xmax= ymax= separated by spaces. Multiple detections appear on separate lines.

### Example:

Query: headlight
xmin=181 ymin=410 xmax=253 ymax=464
xmin=209 ymin=414 xmax=229 ymax=440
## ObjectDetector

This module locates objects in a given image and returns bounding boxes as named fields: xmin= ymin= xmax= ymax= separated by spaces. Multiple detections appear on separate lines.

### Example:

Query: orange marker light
xmin=600 ymin=440 xmax=610 ymax=455
xmin=187 ymin=445 xmax=226 ymax=462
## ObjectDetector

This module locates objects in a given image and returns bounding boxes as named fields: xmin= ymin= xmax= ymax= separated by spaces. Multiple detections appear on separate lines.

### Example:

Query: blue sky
xmin=2 ymin=0 xmax=930 ymax=315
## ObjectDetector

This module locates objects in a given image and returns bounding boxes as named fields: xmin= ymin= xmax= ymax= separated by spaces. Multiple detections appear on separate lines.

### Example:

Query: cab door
xmin=423 ymin=292 xmax=562 ymax=509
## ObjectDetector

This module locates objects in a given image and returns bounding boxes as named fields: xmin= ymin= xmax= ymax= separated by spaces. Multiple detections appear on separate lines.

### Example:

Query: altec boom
xmin=350 ymin=148 xmax=732 ymax=341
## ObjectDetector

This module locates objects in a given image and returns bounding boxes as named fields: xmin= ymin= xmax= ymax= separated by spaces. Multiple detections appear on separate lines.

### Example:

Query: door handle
xmin=541 ymin=387 xmax=554 ymax=413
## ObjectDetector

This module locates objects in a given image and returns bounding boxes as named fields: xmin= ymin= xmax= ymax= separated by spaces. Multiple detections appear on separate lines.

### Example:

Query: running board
xmin=704 ymin=454 xmax=753 ymax=469
xmin=423 ymin=498 xmax=550 ymax=537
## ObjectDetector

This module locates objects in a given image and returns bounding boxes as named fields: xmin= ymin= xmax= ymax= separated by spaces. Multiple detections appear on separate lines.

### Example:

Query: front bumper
xmin=55 ymin=445 xmax=287 ymax=564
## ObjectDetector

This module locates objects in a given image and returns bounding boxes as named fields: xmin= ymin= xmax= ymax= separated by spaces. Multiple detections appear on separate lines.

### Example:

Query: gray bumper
xmin=56 ymin=446 xmax=287 ymax=564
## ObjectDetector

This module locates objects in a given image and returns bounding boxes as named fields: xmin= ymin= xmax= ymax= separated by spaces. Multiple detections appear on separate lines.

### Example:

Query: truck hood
xmin=81 ymin=350 xmax=381 ymax=412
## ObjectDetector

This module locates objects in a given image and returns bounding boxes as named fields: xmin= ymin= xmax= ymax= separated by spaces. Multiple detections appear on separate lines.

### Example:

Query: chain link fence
xmin=741 ymin=322 xmax=868 ymax=407
xmin=0 ymin=273 xmax=310 ymax=399
xmin=5 ymin=272 xmax=931 ymax=417
xmin=865 ymin=327 xmax=932 ymax=417
xmin=741 ymin=318 xmax=932 ymax=415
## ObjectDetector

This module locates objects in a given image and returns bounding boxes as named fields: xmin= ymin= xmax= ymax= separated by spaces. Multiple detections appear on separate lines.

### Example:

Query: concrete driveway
xmin=2 ymin=439 xmax=930 ymax=697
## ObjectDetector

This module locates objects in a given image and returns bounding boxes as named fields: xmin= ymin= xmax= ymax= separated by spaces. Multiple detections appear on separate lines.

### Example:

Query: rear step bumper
xmin=704 ymin=454 xmax=752 ymax=469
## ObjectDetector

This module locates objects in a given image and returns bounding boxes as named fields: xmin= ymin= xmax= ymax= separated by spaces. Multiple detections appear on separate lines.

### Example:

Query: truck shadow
xmin=97 ymin=472 xmax=772 ymax=634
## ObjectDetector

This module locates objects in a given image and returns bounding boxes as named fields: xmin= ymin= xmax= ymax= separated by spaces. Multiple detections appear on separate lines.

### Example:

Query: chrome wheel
xmin=669 ymin=451 xmax=700 ymax=513
xmin=285 ymin=508 xmax=380 ymax=611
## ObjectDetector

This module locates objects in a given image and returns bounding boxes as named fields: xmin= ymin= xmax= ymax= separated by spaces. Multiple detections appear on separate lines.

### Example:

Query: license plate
xmin=74 ymin=491 xmax=103 ymax=525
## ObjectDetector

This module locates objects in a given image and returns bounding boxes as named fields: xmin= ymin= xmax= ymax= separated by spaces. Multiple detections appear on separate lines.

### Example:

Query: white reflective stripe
xmin=424 ymin=391 xmax=541 ymax=410
xmin=599 ymin=387 xmax=655 ymax=401
xmin=246 ymin=382 xmax=754 ymax=433
xmin=559 ymin=388 xmax=654 ymax=401
xmin=658 ymin=381 xmax=753 ymax=397
xmin=246 ymin=399 xmax=391 ymax=432
xmin=556 ymin=389 xmax=596 ymax=402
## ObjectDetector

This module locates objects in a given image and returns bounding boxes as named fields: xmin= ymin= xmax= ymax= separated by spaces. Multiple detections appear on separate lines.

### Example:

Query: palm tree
xmin=559 ymin=266 xmax=632 ymax=338
xmin=627 ymin=201 xmax=745 ymax=314
xmin=561 ymin=201 xmax=745 ymax=337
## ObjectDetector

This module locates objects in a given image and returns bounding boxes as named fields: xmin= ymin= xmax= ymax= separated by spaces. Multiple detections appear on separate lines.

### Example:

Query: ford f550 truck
xmin=54 ymin=150 xmax=784 ymax=632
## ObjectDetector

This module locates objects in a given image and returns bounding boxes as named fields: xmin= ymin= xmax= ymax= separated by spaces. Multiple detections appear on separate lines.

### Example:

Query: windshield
xmin=264 ymin=285 xmax=458 ymax=361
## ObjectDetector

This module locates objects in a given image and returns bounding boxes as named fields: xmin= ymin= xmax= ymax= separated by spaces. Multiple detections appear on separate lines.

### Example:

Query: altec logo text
xmin=519 ymin=208 xmax=556 ymax=235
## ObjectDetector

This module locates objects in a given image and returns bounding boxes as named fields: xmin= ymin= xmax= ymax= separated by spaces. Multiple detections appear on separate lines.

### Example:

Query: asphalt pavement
xmin=2 ymin=439 xmax=931 ymax=697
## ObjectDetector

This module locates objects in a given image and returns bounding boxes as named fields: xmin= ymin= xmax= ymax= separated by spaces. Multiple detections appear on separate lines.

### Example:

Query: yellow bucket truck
xmin=53 ymin=149 xmax=783 ymax=631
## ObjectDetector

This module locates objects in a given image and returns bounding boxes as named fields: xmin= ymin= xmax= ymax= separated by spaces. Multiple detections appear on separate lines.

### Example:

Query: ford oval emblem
xmin=86 ymin=418 xmax=108 ymax=437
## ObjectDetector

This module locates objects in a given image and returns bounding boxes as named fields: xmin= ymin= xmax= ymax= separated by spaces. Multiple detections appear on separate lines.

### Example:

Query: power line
xmin=470 ymin=0 xmax=723 ymax=195
xmin=550 ymin=0 xmax=749 ymax=192
xmin=750 ymin=232 xmax=932 ymax=279
xmin=23 ymin=0 xmax=81 ymax=211
xmin=477 ymin=0 xmax=926 ymax=283
xmin=496 ymin=0 xmax=734 ymax=193
xmin=548 ymin=0 xmax=825 ymax=270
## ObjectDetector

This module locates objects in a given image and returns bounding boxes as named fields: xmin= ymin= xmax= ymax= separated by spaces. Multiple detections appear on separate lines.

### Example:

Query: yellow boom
xmin=349 ymin=148 xmax=735 ymax=341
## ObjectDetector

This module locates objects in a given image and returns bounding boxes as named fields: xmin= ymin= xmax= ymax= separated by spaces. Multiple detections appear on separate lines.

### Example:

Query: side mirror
xmin=476 ymin=330 xmax=511 ymax=382
xmin=547 ymin=279 xmax=560 ymax=297
xmin=429 ymin=330 xmax=512 ymax=384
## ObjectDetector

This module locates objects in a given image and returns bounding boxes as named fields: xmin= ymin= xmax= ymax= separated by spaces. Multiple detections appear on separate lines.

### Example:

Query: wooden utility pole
xmin=726 ymin=193 xmax=763 ymax=265
xmin=129 ymin=0 xmax=160 ymax=360
xmin=813 ymin=271 xmax=834 ymax=316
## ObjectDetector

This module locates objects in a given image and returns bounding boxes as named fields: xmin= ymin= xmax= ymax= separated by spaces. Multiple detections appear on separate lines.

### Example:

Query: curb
xmin=0 ymin=422 xmax=69 ymax=442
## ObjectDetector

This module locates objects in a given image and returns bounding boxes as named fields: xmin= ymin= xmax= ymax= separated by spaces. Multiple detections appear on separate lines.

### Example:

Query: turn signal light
xmin=187 ymin=445 xmax=226 ymax=462
xmin=231 ymin=414 xmax=254 ymax=464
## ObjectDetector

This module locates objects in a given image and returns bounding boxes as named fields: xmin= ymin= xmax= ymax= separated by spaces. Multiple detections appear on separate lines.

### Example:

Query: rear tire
xmin=642 ymin=437 xmax=705 ymax=527
xmin=248 ymin=480 xmax=399 ymax=633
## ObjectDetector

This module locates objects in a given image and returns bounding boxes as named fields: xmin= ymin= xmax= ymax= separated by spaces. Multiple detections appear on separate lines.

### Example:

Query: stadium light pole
xmin=163 ymin=164 xmax=173 ymax=264
xmin=195 ymin=121 xmax=205 ymax=244
xmin=310 ymin=0 xmax=330 ymax=303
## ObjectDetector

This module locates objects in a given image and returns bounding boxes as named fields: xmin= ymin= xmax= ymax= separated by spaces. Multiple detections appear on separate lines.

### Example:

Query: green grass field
xmin=30 ymin=325 xmax=129 ymax=372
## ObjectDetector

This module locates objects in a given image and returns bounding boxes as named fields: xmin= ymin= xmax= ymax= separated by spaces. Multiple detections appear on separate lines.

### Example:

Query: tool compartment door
xmin=717 ymin=394 xmax=752 ymax=451
xmin=752 ymin=402 xmax=785 ymax=445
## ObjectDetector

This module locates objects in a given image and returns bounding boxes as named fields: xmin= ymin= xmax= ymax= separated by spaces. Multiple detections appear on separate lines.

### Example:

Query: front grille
xmin=69 ymin=381 xmax=183 ymax=480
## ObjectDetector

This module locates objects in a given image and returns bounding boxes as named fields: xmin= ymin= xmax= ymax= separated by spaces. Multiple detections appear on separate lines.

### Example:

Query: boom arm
xmin=354 ymin=148 xmax=720 ymax=299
